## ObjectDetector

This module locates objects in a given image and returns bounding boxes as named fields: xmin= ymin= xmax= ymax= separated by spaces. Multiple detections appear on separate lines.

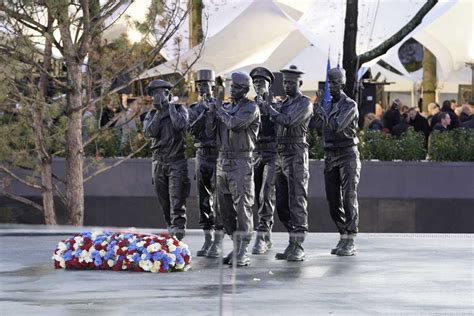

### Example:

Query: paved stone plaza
xmin=0 ymin=225 xmax=472 ymax=315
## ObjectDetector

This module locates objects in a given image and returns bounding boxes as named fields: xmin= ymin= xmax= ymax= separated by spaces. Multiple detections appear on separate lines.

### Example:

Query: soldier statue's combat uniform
xmin=249 ymin=67 xmax=277 ymax=255
xmin=188 ymin=69 xmax=222 ymax=257
xmin=266 ymin=65 xmax=313 ymax=261
xmin=311 ymin=67 xmax=360 ymax=256
xmin=206 ymin=72 xmax=260 ymax=266
xmin=143 ymin=79 xmax=190 ymax=240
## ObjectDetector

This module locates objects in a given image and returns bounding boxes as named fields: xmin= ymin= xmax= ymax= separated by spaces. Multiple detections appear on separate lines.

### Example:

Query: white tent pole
xmin=411 ymin=83 xmax=415 ymax=107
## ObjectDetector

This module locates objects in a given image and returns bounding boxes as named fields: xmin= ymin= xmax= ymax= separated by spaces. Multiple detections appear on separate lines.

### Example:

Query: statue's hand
xmin=315 ymin=89 xmax=324 ymax=108
xmin=215 ymin=86 xmax=225 ymax=110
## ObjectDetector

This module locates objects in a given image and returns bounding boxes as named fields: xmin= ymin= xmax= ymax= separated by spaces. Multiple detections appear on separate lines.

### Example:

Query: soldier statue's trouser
xmin=153 ymin=158 xmax=190 ymax=235
xmin=216 ymin=156 xmax=254 ymax=241
xmin=324 ymin=146 xmax=361 ymax=235
xmin=275 ymin=145 xmax=309 ymax=234
xmin=253 ymin=149 xmax=276 ymax=232
xmin=196 ymin=149 xmax=221 ymax=230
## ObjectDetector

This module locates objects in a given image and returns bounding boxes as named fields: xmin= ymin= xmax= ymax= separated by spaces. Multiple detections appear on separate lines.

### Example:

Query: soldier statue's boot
xmin=336 ymin=236 xmax=356 ymax=256
xmin=235 ymin=238 xmax=251 ymax=267
xmin=196 ymin=230 xmax=214 ymax=257
xmin=265 ymin=231 xmax=273 ymax=250
xmin=252 ymin=232 xmax=268 ymax=254
xmin=275 ymin=236 xmax=295 ymax=260
xmin=206 ymin=230 xmax=224 ymax=258
xmin=286 ymin=234 xmax=305 ymax=261
xmin=223 ymin=250 xmax=233 ymax=265
xmin=331 ymin=235 xmax=347 ymax=255
xmin=171 ymin=228 xmax=185 ymax=241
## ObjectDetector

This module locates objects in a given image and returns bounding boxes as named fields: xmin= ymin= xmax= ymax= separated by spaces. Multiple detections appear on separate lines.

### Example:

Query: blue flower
xmin=63 ymin=251 xmax=73 ymax=261
xmin=94 ymin=256 xmax=102 ymax=266
xmin=132 ymin=253 xmax=140 ymax=262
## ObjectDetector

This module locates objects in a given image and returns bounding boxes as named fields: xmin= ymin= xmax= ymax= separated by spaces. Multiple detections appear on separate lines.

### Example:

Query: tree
xmin=0 ymin=0 xmax=195 ymax=225
xmin=342 ymin=0 xmax=438 ymax=99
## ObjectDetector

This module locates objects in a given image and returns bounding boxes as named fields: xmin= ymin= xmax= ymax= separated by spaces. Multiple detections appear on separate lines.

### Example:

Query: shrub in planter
xmin=429 ymin=128 xmax=474 ymax=161
xmin=359 ymin=129 xmax=426 ymax=161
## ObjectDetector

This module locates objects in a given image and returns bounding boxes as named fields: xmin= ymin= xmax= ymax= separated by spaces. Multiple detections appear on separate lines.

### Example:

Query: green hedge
xmin=85 ymin=127 xmax=474 ymax=162
xmin=429 ymin=128 xmax=474 ymax=162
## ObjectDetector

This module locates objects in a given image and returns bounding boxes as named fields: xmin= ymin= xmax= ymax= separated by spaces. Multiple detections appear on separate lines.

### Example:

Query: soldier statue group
xmin=143 ymin=65 xmax=361 ymax=267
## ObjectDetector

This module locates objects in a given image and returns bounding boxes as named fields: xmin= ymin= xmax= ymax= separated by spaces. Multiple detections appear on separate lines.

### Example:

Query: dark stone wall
xmin=2 ymin=159 xmax=473 ymax=233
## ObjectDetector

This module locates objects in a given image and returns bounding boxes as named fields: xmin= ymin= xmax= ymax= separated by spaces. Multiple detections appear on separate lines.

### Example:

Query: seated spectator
xmin=391 ymin=113 xmax=411 ymax=138
xmin=458 ymin=104 xmax=472 ymax=123
xmin=400 ymin=104 xmax=409 ymax=116
xmin=440 ymin=99 xmax=459 ymax=130
xmin=383 ymin=98 xmax=402 ymax=133
xmin=375 ymin=102 xmax=384 ymax=119
xmin=433 ymin=112 xmax=451 ymax=133
xmin=427 ymin=102 xmax=440 ymax=128
xmin=364 ymin=113 xmax=384 ymax=131
xmin=407 ymin=106 xmax=430 ymax=144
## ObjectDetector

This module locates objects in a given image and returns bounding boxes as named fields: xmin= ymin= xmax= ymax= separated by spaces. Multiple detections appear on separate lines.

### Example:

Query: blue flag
xmin=322 ymin=57 xmax=331 ymax=111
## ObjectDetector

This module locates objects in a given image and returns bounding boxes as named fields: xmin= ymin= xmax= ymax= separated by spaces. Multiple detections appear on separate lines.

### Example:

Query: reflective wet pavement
xmin=0 ymin=226 xmax=473 ymax=315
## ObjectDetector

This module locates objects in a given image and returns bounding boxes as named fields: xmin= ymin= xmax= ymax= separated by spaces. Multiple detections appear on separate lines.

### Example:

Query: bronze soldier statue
xmin=249 ymin=67 xmax=276 ymax=254
xmin=311 ymin=67 xmax=361 ymax=256
xmin=265 ymin=65 xmax=313 ymax=261
xmin=143 ymin=79 xmax=190 ymax=240
xmin=188 ymin=69 xmax=222 ymax=257
xmin=206 ymin=72 xmax=260 ymax=266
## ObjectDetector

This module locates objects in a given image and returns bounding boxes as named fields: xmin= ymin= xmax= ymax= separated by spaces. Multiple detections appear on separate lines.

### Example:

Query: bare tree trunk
xmin=36 ymin=11 xmax=56 ymax=225
xmin=187 ymin=0 xmax=203 ymax=103
xmin=65 ymin=63 xmax=85 ymax=225
xmin=342 ymin=0 xmax=438 ymax=99
xmin=343 ymin=0 xmax=358 ymax=98
xmin=422 ymin=47 xmax=436 ymax=111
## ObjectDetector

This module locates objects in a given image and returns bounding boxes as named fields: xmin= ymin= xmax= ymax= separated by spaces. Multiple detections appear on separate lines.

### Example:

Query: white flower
xmin=127 ymin=254 xmax=135 ymax=262
xmin=80 ymin=250 xmax=93 ymax=263
xmin=57 ymin=242 xmax=67 ymax=252
xmin=141 ymin=253 xmax=147 ymax=260
xmin=168 ymin=254 xmax=176 ymax=263
xmin=89 ymin=246 xmax=97 ymax=254
xmin=139 ymin=260 xmax=152 ymax=271
xmin=59 ymin=260 xmax=66 ymax=269
xmin=175 ymin=262 xmax=185 ymax=270
xmin=74 ymin=236 xmax=83 ymax=244
xmin=168 ymin=244 xmax=176 ymax=252
xmin=91 ymin=231 xmax=102 ymax=240
xmin=136 ymin=241 xmax=145 ymax=248
xmin=99 ymin=250 xmax=106 ymax=257
xmin=150 ymin=261 xmax=160 ymax=273
xmin=107 ymin=259 xmax=114 ymax=267
xmin=101 ymin=241 xmax=107 ymax=247
xmin=146 ymin=243 xmax=161 ymax=253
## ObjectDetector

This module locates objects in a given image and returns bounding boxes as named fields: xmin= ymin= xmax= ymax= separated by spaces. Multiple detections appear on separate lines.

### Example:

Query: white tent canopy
xmin=140 ymin=0 xmax=473 ymax=95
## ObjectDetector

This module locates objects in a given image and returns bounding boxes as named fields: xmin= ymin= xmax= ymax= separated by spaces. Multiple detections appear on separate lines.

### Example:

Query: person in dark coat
xmin=311 ymin=67 xmax=361 ymax=256
xmin=188 ymin=69 xmax=221 ymax=257
xmin=433 ymin=112 xmax=451 ymax=132
xmin=206 ymin=72 xmax=260 ymax=267
xmin=407 ymin=107 xmax=430 ymax=144
xmin=440 ymin=100 xmax=459 ymax=130
xmin=382 ymin=98 xmax=402 ymax=133
xmin=249 ymin=67 xmax=277 ymax=255
xmin=143 ymin=79 xmax=190 ymax=240
xmin=391 ymin=114 xmax=411 ymax=138
xmin=266 ymin=65 xmax=313 ymax=261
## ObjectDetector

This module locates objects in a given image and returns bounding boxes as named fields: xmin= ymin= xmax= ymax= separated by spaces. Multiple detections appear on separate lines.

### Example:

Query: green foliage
xmin=185 ymin=133 xmax=197 ymax=158
xmin=358 ymin=129 xmax=426 ymax=161
xmin=429 ymin=129 xmax=474 ymax=162
xmin=307 ymin=129 xmax=324 ymax=159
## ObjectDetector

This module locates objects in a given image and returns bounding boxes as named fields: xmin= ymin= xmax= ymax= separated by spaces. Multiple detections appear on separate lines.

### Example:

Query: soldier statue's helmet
xmin=146 ymin=79 xmax=172 ymax=96
xmin=280 ymin=65 xmax=305 ymax=81
xmin=250 ymin=67 xmax=275 ymax=85
xmin=327 ymin=67 xmax=346 ymax=85
xmin=231 ymin=71 xmax=251 ymax=88
xmin=195 ymin=69 xmax=215 ymax=84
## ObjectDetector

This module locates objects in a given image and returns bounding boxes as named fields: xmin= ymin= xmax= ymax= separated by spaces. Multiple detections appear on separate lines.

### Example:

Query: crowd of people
xmin=364 ymin=98 xmax=474 ymax=145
